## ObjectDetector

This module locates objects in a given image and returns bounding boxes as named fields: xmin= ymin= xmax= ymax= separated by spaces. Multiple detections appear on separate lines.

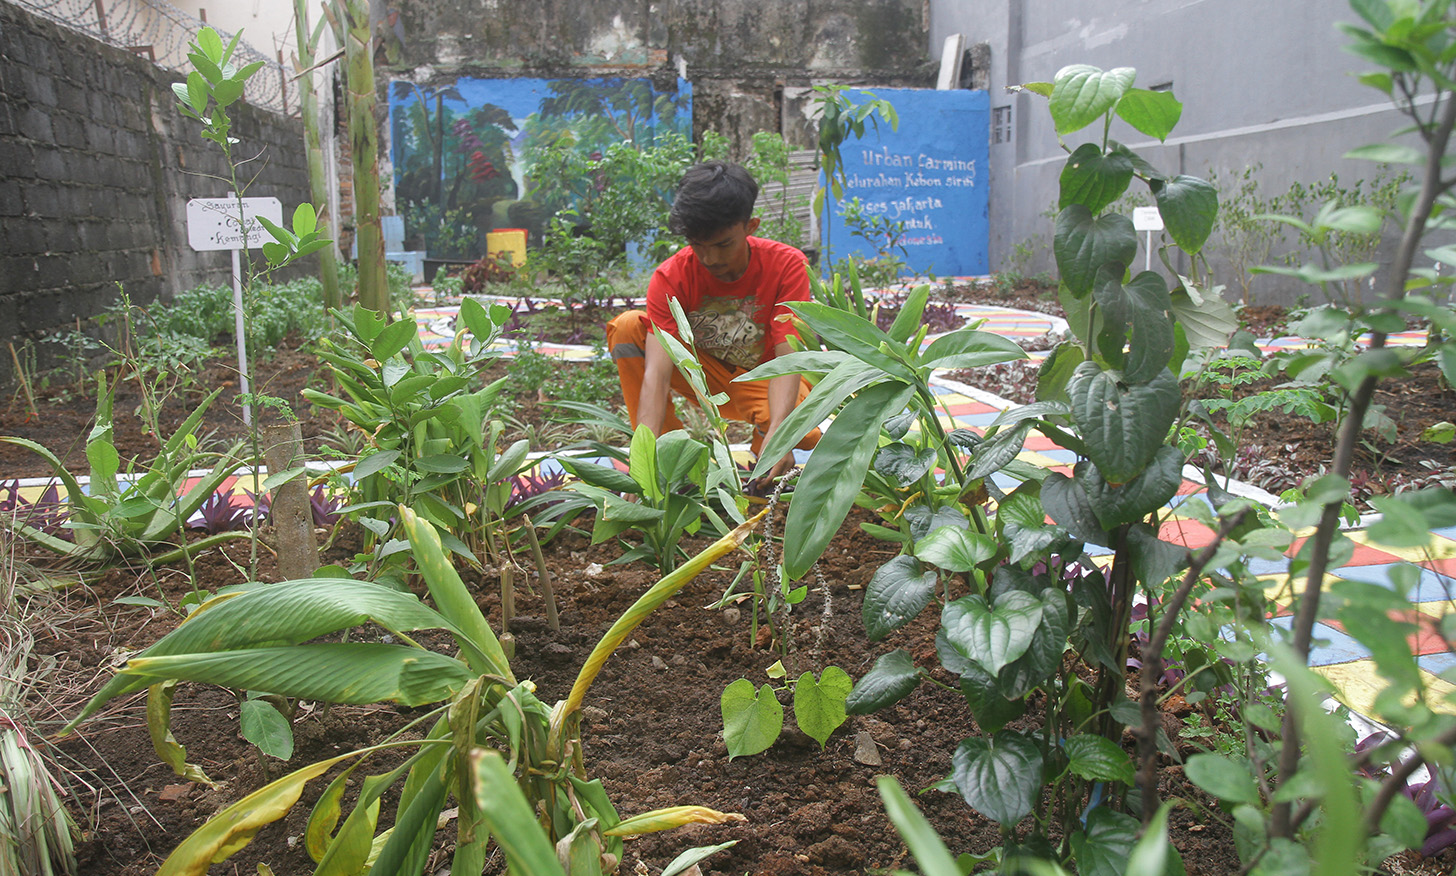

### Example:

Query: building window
xmin=992 ymin=105 xmax=1012 ymax=144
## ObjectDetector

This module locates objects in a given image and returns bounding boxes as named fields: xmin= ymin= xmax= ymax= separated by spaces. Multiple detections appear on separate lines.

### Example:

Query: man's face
xmin=687 ymin=217 xmax=760 ymax=283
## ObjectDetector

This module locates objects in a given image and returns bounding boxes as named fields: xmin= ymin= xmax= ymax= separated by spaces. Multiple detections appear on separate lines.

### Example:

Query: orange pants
xmin=605 ymin=310 xmax=821 ymax=456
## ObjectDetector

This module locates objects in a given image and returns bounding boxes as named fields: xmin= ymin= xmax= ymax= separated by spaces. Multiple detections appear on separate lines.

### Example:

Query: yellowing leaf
xmin=605 ymin=806 xmax=747 ymax=837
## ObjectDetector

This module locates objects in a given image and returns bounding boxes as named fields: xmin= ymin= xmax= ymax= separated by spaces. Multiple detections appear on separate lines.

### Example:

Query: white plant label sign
xmin=186 ymin=197 xmax=283 ymax=251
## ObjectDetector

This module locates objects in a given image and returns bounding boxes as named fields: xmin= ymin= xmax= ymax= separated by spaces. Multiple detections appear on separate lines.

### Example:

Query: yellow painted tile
xmin=1313 ymin=663 xmax=1456 ymax=717
xmin=1347 ymin=529 xmax=1456 ymax=562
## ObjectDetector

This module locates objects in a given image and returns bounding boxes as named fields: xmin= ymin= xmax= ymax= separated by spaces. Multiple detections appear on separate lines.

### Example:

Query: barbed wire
xmin=10 ymin=0 xmax=293 ymax=116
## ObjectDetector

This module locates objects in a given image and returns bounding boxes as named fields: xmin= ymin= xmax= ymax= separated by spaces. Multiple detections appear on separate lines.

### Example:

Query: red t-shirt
xmin=645 ymin=237 xmax=810 ymax=370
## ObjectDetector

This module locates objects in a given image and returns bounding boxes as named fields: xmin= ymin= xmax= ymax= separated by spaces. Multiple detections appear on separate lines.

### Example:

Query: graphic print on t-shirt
xmin=686 ymin=295 xmax=765 ymax=370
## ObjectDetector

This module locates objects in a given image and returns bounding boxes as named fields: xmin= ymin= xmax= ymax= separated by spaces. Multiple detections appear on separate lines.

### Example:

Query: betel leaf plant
xmin=747 ymin=63 xmax=1257 ymax=870
xmin=63 ymin=505 xmax=766 ymax=875
xmin=1171 ymin=3 xmax=1456 ymax=872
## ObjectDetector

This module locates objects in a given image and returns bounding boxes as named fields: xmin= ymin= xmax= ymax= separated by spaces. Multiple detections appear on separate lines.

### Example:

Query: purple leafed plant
xmin=873 ymin=296 xmax=965 ymax=335
xmin=508 ymin=469 xmax=568 ymax=511
xmin=0 ymin=480 xmax=71 ymax=540
xmin=310 ymin=485 xmax=344 ymax=528
xmin=192 ymin=488 xmax=252 ymax=533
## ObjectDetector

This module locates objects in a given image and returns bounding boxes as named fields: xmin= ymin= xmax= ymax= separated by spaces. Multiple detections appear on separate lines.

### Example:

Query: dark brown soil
xmin=5 ymin=292 xmax=1455 ymax=876
xmin=26 ymin=510 xmax=1255 ymax=876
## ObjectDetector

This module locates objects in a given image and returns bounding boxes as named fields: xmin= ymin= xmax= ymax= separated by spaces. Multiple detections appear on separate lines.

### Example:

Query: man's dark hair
xmin=668 ymin=160 xmax=759 ymax=240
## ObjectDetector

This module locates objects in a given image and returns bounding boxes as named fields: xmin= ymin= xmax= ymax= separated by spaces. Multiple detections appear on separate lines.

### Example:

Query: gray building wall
xmin=930 ymin=0 xmax=1420 ymax=304
xmin=0 ymin=0 xmax=312 ymax=384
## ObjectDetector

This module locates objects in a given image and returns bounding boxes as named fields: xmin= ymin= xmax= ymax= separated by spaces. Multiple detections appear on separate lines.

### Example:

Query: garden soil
xmin=3 ymin=291 xmax=1454 ymax=875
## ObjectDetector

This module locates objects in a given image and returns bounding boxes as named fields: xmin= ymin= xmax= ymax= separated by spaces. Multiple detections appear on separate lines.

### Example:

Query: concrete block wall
xmin=0 ymin=0 xmax=312 ymax=384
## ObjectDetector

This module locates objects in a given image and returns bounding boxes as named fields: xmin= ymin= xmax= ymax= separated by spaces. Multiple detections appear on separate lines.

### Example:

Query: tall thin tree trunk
xmin=339 ymin=0 xmax=387 ymax=314
xmin=294 ymin=0 xmax=342 ymax=315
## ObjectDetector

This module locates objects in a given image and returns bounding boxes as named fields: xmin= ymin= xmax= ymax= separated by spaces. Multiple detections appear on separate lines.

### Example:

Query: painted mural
xmin=823 ymin=87 xmax=990 ymax=277
xmin=388 ymin=77 xmax=692 ymax=259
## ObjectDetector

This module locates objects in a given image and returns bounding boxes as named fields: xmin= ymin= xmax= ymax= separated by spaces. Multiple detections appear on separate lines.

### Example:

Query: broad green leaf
xmin=400 ymin=507 xmax=513 ymax=678
xmin=920 ymin=327 xmax=1028 ymax=370
xmin=966 ymin=421 xmax=1034 ymax=480
xmin=1152 ymin=174 xmax=1218 ymax=253
xmin=239 ymin=699 xmax=294 ymax=760
xmin=629 ymin=424 xmax=662 ymax=502
xmin=559 ymin=457 xmax=640 ymax=495
xmin=876 ymin=776 xmax=964 ymax=876
xmin=412 ymin=454 xmax=469 ymax=474
xmin=125 ymin=644 xmax=473 ymax=706
xmin=1080 ymin=447 xmax=1183 ymax=529
xmin=1054 ymin=206 xmax=1139 ymax=297
xmin=942 ymin=592 xmax=1043 ymax=675
xmin=863 ymin=555 xmax=938 ymax=641
xmin=885 ymin=284 xmax=931 ymax=342
xmin=721 ymin=678 xmax=783 ymax=759
xmin=471 ymin=750 xmax=568 ymax=876
xmin=995 ymin=589 xmax=1070 ymax=698
xmin=292 ymin=202 xmax=317 ymax=236
xmin=783 ymin=382 xmax=915 ymax=580
xmin=996 ymin=484 xmax=1071 ymax=566
xmin=1049 ymin=64 xmax=1136 ymax=135
xmin=949 ymin=731 xmax=1042 ymax=825
xmin=956 ymin=662 xmax=1025 ymax=734
xmin=747 ymin=358 xmax=880 ymax=479
xmin=1040 ymin=471 xmax=1107 ymax=546
xmin=1068 ymin=362 xmax=1180 ymax=484
xmin=370 ymin=319 xmax=418 ymax=364
xmin=788 ymin=301 xmax=914 ymax=381
xmin=186 ymin=71 xmax=208 ymax=113
xmin=1380 ymin=790 xmax=1427 ymax=851
xmin=846 ymin=649 xmax=920 ymax=714
xmin=1184 ymin=753 xmax=1260 ymax=804
xmin=916 ymin=526 xmax=998 ymax=573
xmin=1170 ymin=284 xmax=1238 ymax=351
xmin=1071 ymin=807 xmax=1139 ymax=876
xmin=354 ymin=449 xmax=401 ymax=480
xmin=1059 ymin=143 xmax=1135 ymax=214
xmin=1115 ymin=87 xmax=1183 ymax=140
xmin=1121 ymin=271 xmax=1175 ymax=383
xmin=1063 ymin=734 xmax=1135 ymax=784
xmin=793 ymin=667 xmax=852 ymax=747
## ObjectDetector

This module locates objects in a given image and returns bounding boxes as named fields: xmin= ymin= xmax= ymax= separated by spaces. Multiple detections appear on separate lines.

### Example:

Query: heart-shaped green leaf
xmin=1071 ymin=807 xmax=1140 ymax=876
xmin=873 ymin=443 xmax=938 ymax=487
xmin=1068 ymin=362 xmax=1180 ymax=484
xmin=1049 ymin=65 xmax=1137 ymax=135
xmin=721 ymin=678 xmax=783 ymax=759
xmin=846 ymin=650 xmax=920 ymax=715
xmin=996 ymin=484 xmax=1073 ymax=566
xmin=996 ymin=590 xmax=1070 ymax=699
xmin=957 ymin=662 xmax=1025 ymax=734
xmin=942 ymin=592 xmax=1043 ymax=676
xmin=1060 ymin=143 xmax=1135 ymax=214
xmin=793 ymin=667 xmax=852 ymax=748
xmin=1114 ymin=88 xmax=1183 ymax=141
xmin=1184 ymin=753 xmax=1260 ymax=804
xmin=1152 ymin=174 xmax=1218 ymax=254
xmin=1055 ymin=206 xmax=1139 ymax=298
xmin=239 ymin=699 xmax=294 ymax=760
xmin=916 ymin=527 xmax=998 ymax=573
xmin=1064 ymin=733 xmax=1135 ymax=784
xmin=1040 ymin=471 xmax=1107 ymax=546
xmin=863 ymin=555 xmax=938 ymax=641
xmin=1080 ymin=446 xmax=1184 ymax=529
xmin=948 ymin=731 xmax=1043 ymax=825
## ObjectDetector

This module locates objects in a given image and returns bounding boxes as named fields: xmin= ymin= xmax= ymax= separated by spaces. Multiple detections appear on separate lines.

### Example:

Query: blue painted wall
xmin=823 ymin=87 xmax=990 ymax=278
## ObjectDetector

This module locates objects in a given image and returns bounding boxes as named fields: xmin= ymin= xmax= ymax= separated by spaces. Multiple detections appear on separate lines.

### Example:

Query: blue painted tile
xmin=1244 ymin=556 xmax=1291 ymax=576
xmin=1034 ymin=449 xmax=1079 ymax=465
xmin=1419 ymin=652 xmax=1456 ymax=675
xmin=1431 ymin=526 xmax=1456 ymax=541
xmin=1330 ymin=563 xmax=1456 ymax=604
xmin=1269 ymin=616 xmax=1371 ymax=665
